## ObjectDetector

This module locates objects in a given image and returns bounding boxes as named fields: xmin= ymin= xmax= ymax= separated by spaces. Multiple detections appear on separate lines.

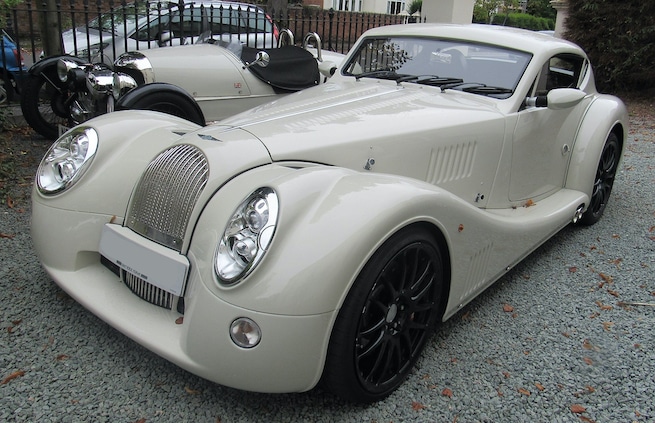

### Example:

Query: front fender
xmin=115 ymin=82 xmax=205 ymax=126
xmin=32 ymin=110 xmax=203 ymax=217
xmin=565 ymin=95 xmax=628 ymax=199
xmin=189 ymin=164 xmax=470 ymax=317
xmin=28 ymin=55 xmax=87 ymax=77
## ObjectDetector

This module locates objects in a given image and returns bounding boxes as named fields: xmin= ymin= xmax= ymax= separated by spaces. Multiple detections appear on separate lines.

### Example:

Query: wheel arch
xmin=207 ymin=166 xmax=460 ymax=319
xmin=565 ymin=95 xmax=628 ymax=201
xmin=115 ymin=82 xmax=205 ymax=126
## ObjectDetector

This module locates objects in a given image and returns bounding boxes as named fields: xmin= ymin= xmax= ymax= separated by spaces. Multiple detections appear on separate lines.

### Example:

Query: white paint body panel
xmin=32 ymin=24 xmax=628 ymax=394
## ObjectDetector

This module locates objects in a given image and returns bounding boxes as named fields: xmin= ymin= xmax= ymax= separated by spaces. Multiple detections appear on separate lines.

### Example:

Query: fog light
xmin=230 ymin=318 xmax=261 ymax=348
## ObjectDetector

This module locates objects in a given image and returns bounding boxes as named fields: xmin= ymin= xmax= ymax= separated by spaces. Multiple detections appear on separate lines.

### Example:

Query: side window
xmin=535 ymin=53 xmax=585 ymax=95
xmin=134 ymin=16 xmax=171 ymax=41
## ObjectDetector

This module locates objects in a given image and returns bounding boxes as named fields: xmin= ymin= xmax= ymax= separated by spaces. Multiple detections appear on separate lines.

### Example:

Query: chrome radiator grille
xmin=127 ymin=144 xmax=209 ymax=252
xmin=123 ymin=270 xmax=174 ymax=309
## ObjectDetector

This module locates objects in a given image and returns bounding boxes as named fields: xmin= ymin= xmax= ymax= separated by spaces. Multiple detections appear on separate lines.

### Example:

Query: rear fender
xmin=565 ymin=95 xmax=628 ymax=200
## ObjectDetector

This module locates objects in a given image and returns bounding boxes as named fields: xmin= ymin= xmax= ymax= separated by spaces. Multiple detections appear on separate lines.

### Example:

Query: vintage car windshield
xmin=343 ymin=36 xmax=532 ymax=99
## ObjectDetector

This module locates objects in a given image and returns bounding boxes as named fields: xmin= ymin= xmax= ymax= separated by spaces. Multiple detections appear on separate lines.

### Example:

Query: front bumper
xmin=31 ymin=199 xmax=334 ymax=394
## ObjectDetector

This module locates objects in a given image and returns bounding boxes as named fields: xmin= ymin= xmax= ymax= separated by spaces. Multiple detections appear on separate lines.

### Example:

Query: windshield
xmin=343 ymin=36 xmax=532 ymax=98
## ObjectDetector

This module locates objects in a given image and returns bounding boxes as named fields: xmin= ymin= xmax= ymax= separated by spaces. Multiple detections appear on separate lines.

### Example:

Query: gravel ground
xmin=0 ymin=100 xmax=654 ymax=423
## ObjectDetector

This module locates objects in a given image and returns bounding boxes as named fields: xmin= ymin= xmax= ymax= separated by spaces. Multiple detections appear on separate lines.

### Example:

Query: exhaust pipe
xmin=572 ymin=204 xmax=585 ymax=224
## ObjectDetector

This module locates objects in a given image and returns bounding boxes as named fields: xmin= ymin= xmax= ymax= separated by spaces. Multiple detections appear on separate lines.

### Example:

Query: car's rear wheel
xmin=321 ymin=226 xmax=444 ymax=403
xmin=579 ymin=132 xmax=621 ymax=225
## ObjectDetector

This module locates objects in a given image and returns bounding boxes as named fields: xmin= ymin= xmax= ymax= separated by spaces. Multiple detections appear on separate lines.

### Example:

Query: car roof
xmin=359 ymin=23 xmax=585 ymax=57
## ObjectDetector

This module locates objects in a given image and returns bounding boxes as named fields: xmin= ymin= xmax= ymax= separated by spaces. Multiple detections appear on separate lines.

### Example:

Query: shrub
xmin=565 ymin=0 xmax=655 ymax=94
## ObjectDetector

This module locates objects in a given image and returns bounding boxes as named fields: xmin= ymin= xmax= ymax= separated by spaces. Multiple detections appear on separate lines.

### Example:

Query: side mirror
xmin=546 ymin=88 xmax=587 ymax=110
xmin=243 ymin=51 xmax=270 ymax=70
xmin=159 ymin=31 xmax=173 ymax=46
xmin=524 ymin=88 xmax=587 ymax=110
xmin=318 ymin=60 xmax=337 ymax=78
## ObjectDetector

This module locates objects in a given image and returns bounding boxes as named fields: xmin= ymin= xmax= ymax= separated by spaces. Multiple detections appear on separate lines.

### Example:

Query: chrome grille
xmin=123 ymin=270 xmax=173 ymax=310
xmin=127 ymin=144 xmax=208 ymax=251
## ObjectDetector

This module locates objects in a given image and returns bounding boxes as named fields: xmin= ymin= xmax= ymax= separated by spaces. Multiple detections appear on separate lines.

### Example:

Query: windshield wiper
xmin=440 ymin=82 xmax=513 ymax=95
xmin=412 ymin=75 xmax=464 ymax=87
xmin=355 ymin=70 xmax=402 ymax=81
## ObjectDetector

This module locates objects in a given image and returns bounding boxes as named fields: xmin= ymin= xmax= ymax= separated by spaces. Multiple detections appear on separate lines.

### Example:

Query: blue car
xmin=1 ymin=29 xmax=25 ymax=103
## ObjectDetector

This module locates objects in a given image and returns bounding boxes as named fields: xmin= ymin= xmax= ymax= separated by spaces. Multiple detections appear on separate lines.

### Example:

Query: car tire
xmin=579 ymin=131 xmax=621 ymax=226
xmin=122 ymin=91 xmax=205 ymax=126
xmin=21 ymin=73 xmax=70 ymax=140
xmin=321 ymin=225 xmax=445 ymax=403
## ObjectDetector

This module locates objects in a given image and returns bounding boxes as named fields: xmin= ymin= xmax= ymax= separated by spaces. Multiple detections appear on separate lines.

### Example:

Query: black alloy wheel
xmin=321 ymin=226 xmax=444 ymax=403
xmin=579 ymin=132 xmax=621 ymax=225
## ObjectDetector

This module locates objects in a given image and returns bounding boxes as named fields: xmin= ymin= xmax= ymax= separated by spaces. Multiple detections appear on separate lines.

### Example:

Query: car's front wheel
xmin=321 ymin=225 xmax=445 ymax=403
xmin=21 ymin=73 xmax=71 ymax=139
xmin=579 ymin=131 xmax=621 ymax=225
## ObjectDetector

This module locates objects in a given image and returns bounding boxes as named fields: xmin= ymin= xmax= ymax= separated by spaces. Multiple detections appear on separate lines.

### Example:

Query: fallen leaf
xmin=518 ymin=388 xmax=531 ymax=396
xmin=442 ymin=388 xmax=453 ymax=398
xmin=586 ymin=386 xmax=595 ymax=393
xmin=0 ymin=232 xmax=15 ymax=239
xmin=503 ymin=371 xmax=511 ymax=379
xmin=599 ymin=273 xmax=613 ymax=283
xmin=458 ymin=224 xmax=464 ymax=232
xmin=1 ymin=370 xmax=25 ymax=385
xmin=523 ymin=199 xmax=535 ymax=207
xmin=607 ymin=289 xmax=620 ymax=298
xmin=570 ymin=404 xmax=587 ymax=414
xmin=582 ymin=339 xmax=596 ymax=350
xmin=503 ymin=304 xmax=514 ymax=313
xmin=133 ymin=419 xmax=146 ymax=423
xmin=535 ymin=382 xmax=545 ymax=391
xmin=602 ymin=322 xmax=614 ymax=331
xmin=6 ymin=196 xmax=14 ymax=208
xmin=412 ymin=401 xmax=427 ymax=410
xmin=184 ymin=386 xmax=201 ymax=395
xmin=569 ymin=266 xmax=578 ymax=273
xmin=583 ymin=357 xmax=593 ymax=365
xmin=56 ymin=354 xmax=70 ymax=361
xmin=175 ymin=317 xmax=184 ymax=324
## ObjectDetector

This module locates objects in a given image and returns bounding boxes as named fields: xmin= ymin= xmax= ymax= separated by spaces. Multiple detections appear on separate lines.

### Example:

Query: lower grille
xmin=122 ymin=270 xmax=174 ymax=310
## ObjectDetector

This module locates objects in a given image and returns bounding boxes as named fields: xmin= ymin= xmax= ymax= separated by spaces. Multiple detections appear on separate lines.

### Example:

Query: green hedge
xmin=491 ymin=13 xmax=554 ymax=31
xmin=565 ymin=0 xmax=655 ymax=94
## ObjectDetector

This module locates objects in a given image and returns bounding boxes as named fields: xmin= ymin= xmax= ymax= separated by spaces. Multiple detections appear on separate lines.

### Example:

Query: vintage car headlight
xmin=57 ymin=58 xmax=81 ymax=82
xmin=36 ymin=127 xmax=98 ymax=195
xmin=215 ymin=188 xmax=279 ymax=285
xmin=112 ymin=72 xmax=138 ymax=99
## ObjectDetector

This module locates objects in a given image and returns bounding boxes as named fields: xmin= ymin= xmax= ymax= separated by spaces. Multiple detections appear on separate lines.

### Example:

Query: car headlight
xmin=215 ymin=188 xmax=279 ymax=285
xmin=36 ymin=127 xmax=98 ymax=195
xmin=112 ymin=72 xmax=138 ymax=99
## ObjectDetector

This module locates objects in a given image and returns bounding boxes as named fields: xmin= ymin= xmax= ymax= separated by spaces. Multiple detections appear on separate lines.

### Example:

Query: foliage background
xmin=565 ymin=0 xmax=655 ymax=95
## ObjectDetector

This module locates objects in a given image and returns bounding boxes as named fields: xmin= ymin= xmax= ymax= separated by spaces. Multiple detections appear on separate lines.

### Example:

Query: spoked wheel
xmin=321 ymin=226 xmax=445 ymax=403
xmin=21 ymin=74 xmax=72 ymax=139
xmin=579 ymin=132 xmax=621 ymax=225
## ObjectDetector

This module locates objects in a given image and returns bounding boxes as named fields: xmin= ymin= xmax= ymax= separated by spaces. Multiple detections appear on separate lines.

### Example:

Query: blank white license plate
xmin=99 ymin=224 xmax=189 ymax=296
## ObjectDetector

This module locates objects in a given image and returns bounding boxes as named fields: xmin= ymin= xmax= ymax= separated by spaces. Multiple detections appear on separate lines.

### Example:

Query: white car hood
xmin=214 ymin=79 xmax=504 ymax=164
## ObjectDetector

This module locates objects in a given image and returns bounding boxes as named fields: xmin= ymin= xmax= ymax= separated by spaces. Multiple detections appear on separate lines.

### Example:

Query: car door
xmin=509 ymin=53 xmax=591 ymax=202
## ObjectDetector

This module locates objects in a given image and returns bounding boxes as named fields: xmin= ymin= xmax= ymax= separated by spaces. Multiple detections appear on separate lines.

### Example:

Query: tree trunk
xmin=39 ymin=0 xmax=63 ymax=57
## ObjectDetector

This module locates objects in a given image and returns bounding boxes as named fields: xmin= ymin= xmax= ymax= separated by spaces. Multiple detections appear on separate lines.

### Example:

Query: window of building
xmin=387 ymin=1 xmax=406 ymax=14
xmin=333 ymin=0 xmax=362 ymax=12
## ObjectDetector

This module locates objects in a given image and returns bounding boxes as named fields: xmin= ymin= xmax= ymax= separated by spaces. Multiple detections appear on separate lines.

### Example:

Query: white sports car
xmin=32 ymin=23 xmax=628 ymax=403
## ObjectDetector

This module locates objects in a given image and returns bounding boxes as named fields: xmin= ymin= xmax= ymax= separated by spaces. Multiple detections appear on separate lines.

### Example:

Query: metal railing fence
xmin=1 ymin=1 xmax=410 ymax=104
